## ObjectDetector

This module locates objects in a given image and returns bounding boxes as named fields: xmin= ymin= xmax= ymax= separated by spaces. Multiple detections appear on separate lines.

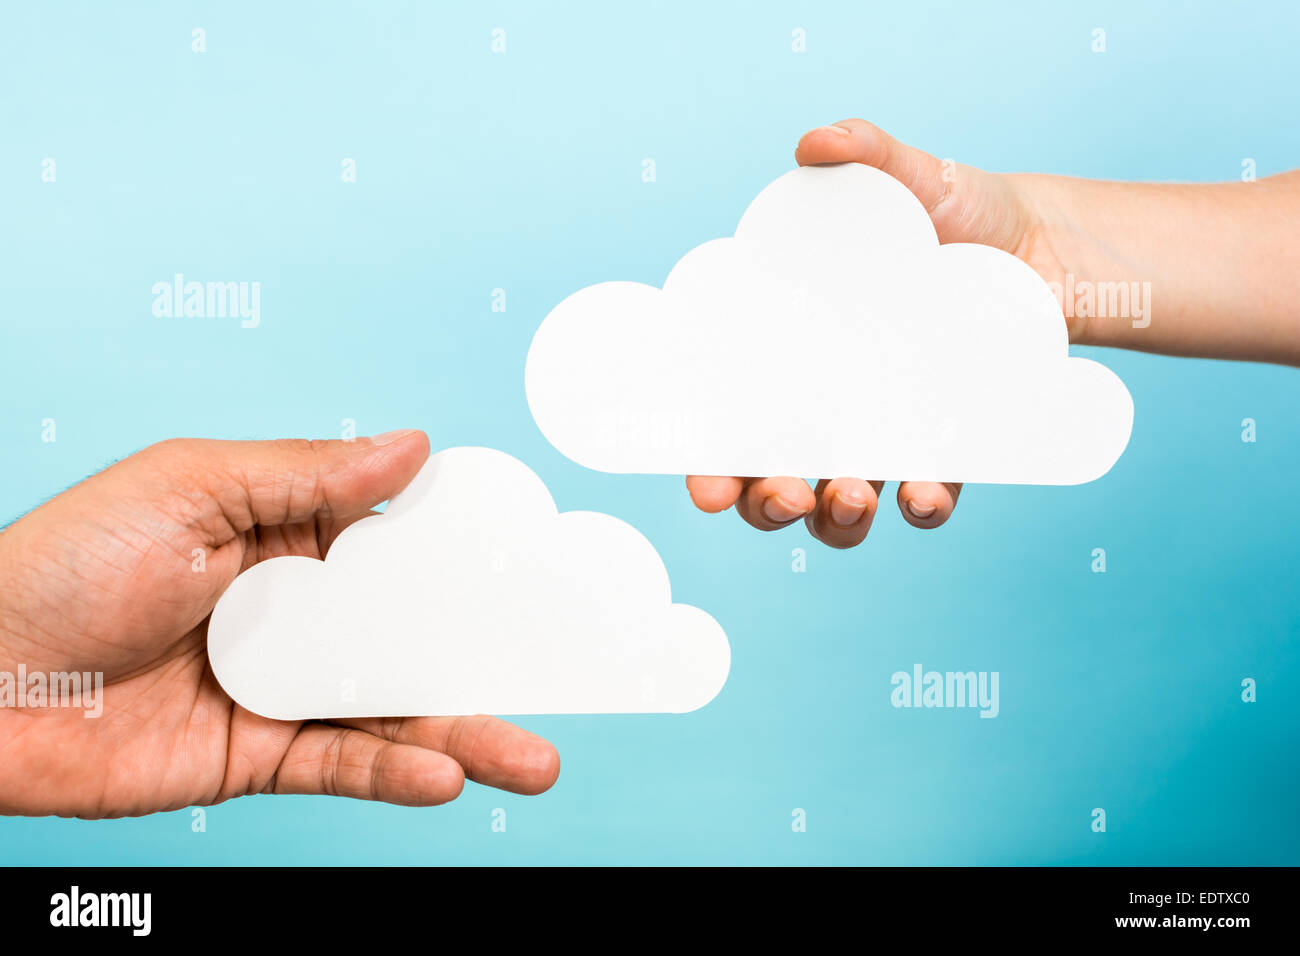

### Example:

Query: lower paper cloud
xmin=208 ymin=447 xmax=730 ymax=719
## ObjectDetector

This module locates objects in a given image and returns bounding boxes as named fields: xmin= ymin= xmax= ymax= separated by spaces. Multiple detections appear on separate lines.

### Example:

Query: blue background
xmin=1 ymin=0 xmax=1296 ymax=865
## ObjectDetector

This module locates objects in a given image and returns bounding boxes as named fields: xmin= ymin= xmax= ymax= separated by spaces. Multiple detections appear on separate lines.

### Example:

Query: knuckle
xmin=319 ymin=728 xmax=348 ymax=797
xmin=269 ymin=437 xmax=313 ymax=456
xmin=140 ymin=436 xmax=201 ymax=465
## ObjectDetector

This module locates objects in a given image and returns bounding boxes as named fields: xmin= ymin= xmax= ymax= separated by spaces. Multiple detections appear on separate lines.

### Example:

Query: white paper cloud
xmin=526 ymin=163 xmax=1133 ymax=485
xmin=207 ymin=447 xmax=729 ymax=719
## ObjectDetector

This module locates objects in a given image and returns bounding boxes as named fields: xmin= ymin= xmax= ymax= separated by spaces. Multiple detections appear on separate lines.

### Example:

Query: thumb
xmin=797 ymin=119 xmax=954 ymax=211
xmin=794 ymin=118 xmax=1027 ymax=251
xmin=158 ymin=430 xmax=431 ymax=533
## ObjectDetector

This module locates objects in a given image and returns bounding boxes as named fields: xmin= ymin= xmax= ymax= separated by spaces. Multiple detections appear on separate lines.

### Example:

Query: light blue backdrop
xmin=1 ymin=0 xmax=1296 ymax=865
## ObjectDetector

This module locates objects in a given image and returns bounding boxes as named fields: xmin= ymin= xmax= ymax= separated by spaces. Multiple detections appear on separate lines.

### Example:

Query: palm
xmin=4 ymin=625 xmax=250 ymax=818
xmin=0 ymin=435 xmax=560 ymax=817
xmin=0 ymin=494 xmax=331 ymax=817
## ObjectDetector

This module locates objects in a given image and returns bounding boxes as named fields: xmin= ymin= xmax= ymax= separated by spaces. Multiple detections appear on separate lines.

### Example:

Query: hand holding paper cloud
xmin=0 ymin=432 xmax=565 ymax=816
xmin=526 ymin=163 xmax=1133 ymax=485
xmin=208 ymin=447 xmax=730 ymax=720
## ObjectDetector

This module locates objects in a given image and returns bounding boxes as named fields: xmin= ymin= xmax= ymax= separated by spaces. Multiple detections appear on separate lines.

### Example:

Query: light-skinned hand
xmin=687 ymin=118 xmax=1300 ymax=548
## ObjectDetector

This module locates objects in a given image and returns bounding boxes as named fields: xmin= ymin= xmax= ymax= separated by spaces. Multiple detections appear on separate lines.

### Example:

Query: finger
xmin=735 ymin=477 xmax=816 ymax=531
xmin=796 ymin=118 xmax=953 ymax=211
xmin=686 ymin=476 xmax=745 ymax=514
xmin=794 ymin=119 xmax=1021 ymax=247
xmin=272 ymin=724 xmax=465 ymax=806
xmin=896 ymin=482 xmax=962 ymax=529
xmin=335 ymin=714 xmax=561 ymax=796
xmin=804 ymin=478 xmax=884 ymax=549
xmin=151 ymin=430 xmax=431 ymax=542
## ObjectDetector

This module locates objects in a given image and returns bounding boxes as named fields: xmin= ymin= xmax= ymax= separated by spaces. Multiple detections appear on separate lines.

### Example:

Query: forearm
xmin=1011 ymin=171 xmax=1300 ymax=365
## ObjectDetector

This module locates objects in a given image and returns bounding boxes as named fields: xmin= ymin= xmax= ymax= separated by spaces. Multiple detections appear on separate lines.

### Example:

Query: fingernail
xmin=907 ymin=500 xmax=937 ymax=519
xmin=762 ymin=495 xmax=805 ymax=523
xmin=823 ymin=124 xmax=852 ymax=136
xmin=369 ymin=429 xmax=418 ymax=446
xmin=830 ymin=489 xmax=868 ymax=527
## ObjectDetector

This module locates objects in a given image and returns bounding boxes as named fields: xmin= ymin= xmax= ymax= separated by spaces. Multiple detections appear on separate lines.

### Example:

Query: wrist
xmin=1002 ymin=173 xmax=1129 ymax=349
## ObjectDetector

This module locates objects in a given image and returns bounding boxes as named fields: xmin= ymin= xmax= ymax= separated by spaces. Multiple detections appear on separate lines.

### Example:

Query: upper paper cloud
xmin=208 ymin=447 xmax=729 ymax=719
xmin=526 ymin=163 xmax=1133 ymax=484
